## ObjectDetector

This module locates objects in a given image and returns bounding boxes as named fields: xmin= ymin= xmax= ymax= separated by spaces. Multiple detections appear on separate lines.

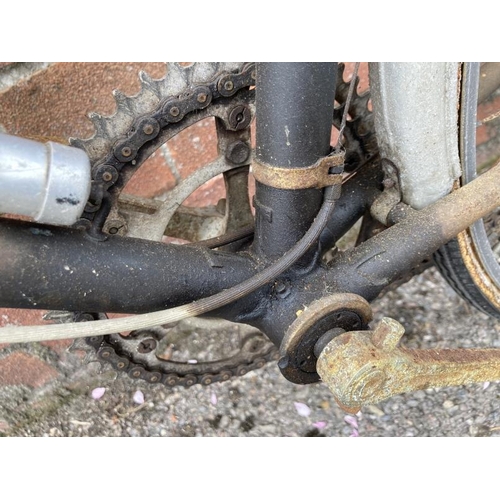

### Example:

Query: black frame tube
xmin=0 ymin=220 xmax=259 ymax=314
xmin=253 ymin=63 xmax=338 ymax=260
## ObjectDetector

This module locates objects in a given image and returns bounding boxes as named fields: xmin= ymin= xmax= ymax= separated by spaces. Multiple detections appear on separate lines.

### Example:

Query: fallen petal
xmin=294 ymin=402 xmax=311 ymax=417
xmin=344 ymin=415 xmax=358 ymax=429
xmin=91 ymin=387 xmax=106 ymax=400
xmin=349 ymin=428 xmax=359 ymax=437
xmin=210 ymin=392 xmax=217 ymax=406
xmin=133 ymin=390 xmax=145 ymax=405
xmin=187 ymin=359 xmax=198 ymax=364
xmin=312 ymin=421 xmax=327 ymax=429
xmin=483 ymin=381 xmax=490 ymax=391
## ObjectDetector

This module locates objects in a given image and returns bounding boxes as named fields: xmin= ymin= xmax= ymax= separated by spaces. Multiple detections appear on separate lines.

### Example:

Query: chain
xmin=87 ymin=329 xmax=279 ymax=387
xmin=80 ymin=63 xmax=283 ymax=387
xmin=80 ymin=63 xmax=256 ymax=233
xmin=78 ymin=62 xmax=377 ymax=387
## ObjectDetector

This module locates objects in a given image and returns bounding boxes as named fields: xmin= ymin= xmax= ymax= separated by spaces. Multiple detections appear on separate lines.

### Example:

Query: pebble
xmin=412 ymin=391 xmax=427 ymax=400
xmin=259 ymin=424 xmax=278 ymax=434
xmin=443 ymin=400 xmax=455 ymax=410
xmin=366 ymin=404 xmax=385 ymax=417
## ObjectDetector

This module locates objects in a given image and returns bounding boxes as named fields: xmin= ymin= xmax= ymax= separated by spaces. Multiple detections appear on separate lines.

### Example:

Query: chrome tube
xmin=0 ymin=133 xmax=91 ymax=225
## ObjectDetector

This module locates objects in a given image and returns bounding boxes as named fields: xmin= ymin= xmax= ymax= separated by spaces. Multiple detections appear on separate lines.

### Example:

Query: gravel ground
xmin=1 ymin=266 xmax=500 ymax=437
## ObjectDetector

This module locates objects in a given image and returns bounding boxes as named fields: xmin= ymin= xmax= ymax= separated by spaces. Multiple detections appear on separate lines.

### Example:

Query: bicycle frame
xmin=1 ymin=62 xmax=500 ymax=386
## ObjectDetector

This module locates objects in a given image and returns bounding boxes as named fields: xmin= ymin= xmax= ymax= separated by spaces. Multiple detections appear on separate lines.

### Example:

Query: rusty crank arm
xmin=315 ymin=160 xmax=500 ymax=413
xmin=317 ymin=317 xmax=500 ymax=414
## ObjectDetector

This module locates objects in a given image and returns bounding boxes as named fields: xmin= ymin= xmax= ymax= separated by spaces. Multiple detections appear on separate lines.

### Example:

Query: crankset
xmin=67 ymin=62 xmax=376 ymax=387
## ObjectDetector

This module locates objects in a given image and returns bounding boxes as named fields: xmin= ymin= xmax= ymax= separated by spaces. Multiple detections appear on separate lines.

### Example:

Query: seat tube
xmin=253 ymin=62 xmax=338 ymax=261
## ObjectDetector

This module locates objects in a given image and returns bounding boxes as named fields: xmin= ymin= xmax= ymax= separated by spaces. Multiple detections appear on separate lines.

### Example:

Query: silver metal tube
xmin=0 ymin=133 xmax=91 ymax=225
xmin=369 ymin=62 xmax=462 ymax=209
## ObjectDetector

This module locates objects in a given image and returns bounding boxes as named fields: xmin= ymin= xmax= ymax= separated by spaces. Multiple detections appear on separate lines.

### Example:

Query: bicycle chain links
xmin=70 ymin=62 xmax=376 ymax=388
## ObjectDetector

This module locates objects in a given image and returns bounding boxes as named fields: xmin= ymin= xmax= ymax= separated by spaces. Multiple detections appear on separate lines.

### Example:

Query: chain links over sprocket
xmin=70 ymin=62 xmax=376 ymax=388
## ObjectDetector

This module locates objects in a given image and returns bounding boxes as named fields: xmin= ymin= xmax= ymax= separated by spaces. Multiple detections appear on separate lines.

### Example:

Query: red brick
xmin=476 ymin=124 xmax=493 ymax=146
xmin=0 ymin=62 xmax=166 ymax=141
xmin=0 ymin=309 xmax=72 ymax=354
xmin=167 ymin=117 xmax=225 ymax=207
xmin=122 ymin=150 xmax=177 ymax=198
xmin=0 ymin=352 xmax=59 ymax=387
xmin=477 ymin=95 xmax=500 ymax=121
xmin=343 ymin=62 xmax=370 ymax=93
xmin=0 ymin=308 xmax=45 ymax=327
xmin=40 ymin=339 xmax=73 ymax=355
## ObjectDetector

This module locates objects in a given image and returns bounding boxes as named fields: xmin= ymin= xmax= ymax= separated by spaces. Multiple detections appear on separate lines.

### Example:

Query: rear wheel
xmin=435 ymin=62 xmax=500 ymax=319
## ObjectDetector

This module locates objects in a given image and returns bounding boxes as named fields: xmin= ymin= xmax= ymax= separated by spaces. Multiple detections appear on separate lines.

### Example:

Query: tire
xmin=435 ymin=62 xmax=500 ymax=319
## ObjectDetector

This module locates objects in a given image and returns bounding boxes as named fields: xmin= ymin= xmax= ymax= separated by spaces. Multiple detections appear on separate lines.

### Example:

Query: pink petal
xmin=349 ymin=428 xmax=359 ymax=437
xmin=210 ymin=392 xmax=217 ymax=406
xmin=133 ymin=390 xmax=145 ymax=405
xmin=294 ymin=402 xmax=311 ymax=417
xmin=187 ymin=359 xmax=198 ymax=364
xmin=91 ymin=387 xmax=105 ymax=400
xmin=483 ymin=381 xmax=490 ymax=390
xmin=344 ymin=415 xmax=358 ymax=429
xmin=312 ymin=421 xmax=327 ymax=429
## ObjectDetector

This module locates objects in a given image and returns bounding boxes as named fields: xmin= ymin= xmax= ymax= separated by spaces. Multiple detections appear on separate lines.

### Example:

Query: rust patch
xmin=457 ymin=226 xmax=500 ymax=310
xmin=252 ymin=152 xmax=344 ymax=190
xmin=317 ymin=317 xmax=500 ymax=413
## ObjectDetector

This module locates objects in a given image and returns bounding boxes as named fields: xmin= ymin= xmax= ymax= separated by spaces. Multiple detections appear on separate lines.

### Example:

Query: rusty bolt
xmin=102 ymin=171 xmax=113 ymax=182
xmin=197 ymin=93 xmax=208 ymax=103
xmin=228 ymin=105 xmax=252 ymax=131
xmin=224 ymin=80 xmax=234 ymax=92
xmin=225 ymin=140 xmax=251 ymax=165
xmin=143 ymin=124 xmax=155 ymax=135
xmin=169 ymin=106 xmax=180 ymax=117
xmin=94 ymin=164 xmax=118 ymax=184
xmin=121 ymin=146 xmax=132 ymax=158
xmin=138 ymin=338 xmax=157 ymax=354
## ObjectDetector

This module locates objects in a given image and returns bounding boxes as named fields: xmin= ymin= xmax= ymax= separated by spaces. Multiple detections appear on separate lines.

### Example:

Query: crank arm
xmin=317 ymin=317 xmax=500 ymax=413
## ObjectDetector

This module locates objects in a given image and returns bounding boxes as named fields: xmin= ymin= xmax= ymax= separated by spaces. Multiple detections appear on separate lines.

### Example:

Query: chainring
xmin=70 ymin=62 xmax=376 ymax=387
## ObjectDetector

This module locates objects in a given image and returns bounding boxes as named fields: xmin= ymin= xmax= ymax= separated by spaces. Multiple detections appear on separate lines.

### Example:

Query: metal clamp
xmin=252 ymin=152 xmax=345 ymax=190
